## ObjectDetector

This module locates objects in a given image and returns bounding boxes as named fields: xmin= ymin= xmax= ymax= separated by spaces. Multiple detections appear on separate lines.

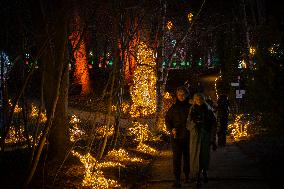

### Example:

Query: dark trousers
xmin=217 ymin=117 xmax=228 ymax=147
xmin=171 ymin=136 xmax=190 ymax=181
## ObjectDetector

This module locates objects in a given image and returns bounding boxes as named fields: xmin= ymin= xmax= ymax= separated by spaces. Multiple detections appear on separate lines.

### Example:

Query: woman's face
xmin=194 ymin=96 xmax=203 ymax=105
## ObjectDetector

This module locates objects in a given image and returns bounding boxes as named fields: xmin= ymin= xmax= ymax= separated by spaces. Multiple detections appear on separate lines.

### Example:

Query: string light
xmin=5 ymin=125 xmax=25 ymax=144
xmin=249 ymin=46 xmax=256 ymax=56
xmin=30 ymin=103 xmax=47 ymax=123
xmin=96 ymin=125 xmax=114 ymax=138
xmin=268 ymin=43 xmax=280 ymax=54
xmin=167 ymin=21 xmax=173 ymax=30
xmin=121 ymin=102 xmax=130 ymax=114
xmin=8 ymin=99 xmax=22 ymax=113
xmin=158 ymin=120 xmax=171 ymax=135
xmin=214 ymin=75 xmax=221 ymax=100
xmin=130 ymin=42 xmax=156 ymax=118
xmin=268 ymin=46 xmax=276 ymax=54
xmin=5 ymin=125 xmax=43 ymax=146
xmin=5 ymin=103 xmax=46 ymax=145
xmin=72 ymin=151 xmax=120 ymax=188
xmin=238 ymin=59 xmax=247 ymax=69
xmin=228 ymin=114 xmax=249 ymax=141
xmin=127 ymin=122 xmax=152 ymax=142
xmin=137 ymin=143 xmax=157 ymax=155
xmin=164 ymin=92 xmax=171 ymax=99
xmin=69 ymin=115 xmax=85 ymax=142
xmin=187 ymin=12 xmax=193 ymax=22
xmin=105 ymin=148 xmax=143 ymax=163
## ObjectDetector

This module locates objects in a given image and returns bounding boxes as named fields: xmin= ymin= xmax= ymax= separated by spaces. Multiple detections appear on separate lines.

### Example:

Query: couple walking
xmin=165 ymin=86 xmax=217 ymax=188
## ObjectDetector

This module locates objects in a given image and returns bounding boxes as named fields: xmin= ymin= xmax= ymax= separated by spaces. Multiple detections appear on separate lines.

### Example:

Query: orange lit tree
xmin=69 ymin=16 xmax=90 ymax=95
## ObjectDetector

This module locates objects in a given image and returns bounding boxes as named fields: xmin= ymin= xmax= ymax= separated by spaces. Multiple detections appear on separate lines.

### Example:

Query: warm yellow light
xmin=72 ymin=151 xmax=121 ymax=188
xmin=130 ymin=42 xmax=156 ymax=118
xmin=239 ymin=59 xmax=247 ymax=69
xmin=249 ymin=46 xmax=256 ymax=56
xmin=167 ymin=21 xmax=173 ymax=30
xmin=5 ymin=125 xmax=42 ymax=146
xmin=228 ymin=114 xmax=250 ymax=141
xmin=96 ymin=125 xmax=114 ymax=138
xmin=5 ymin=125 xmax=25 ymax=144
xmin=214 ymin=75 xmax=222 ymax=100
xmin=30 ymin=103 xmax=47 ymax=123
xmin=164 ymin=92 xmax=171 ymax=99
xmin=69 ymin=115 xmax=85 ymax=142
xmin=268 ymin=46 xmax=276 ymax=54
xmin=187 ymin=12 xmax=193 ymax=22
xmin=121 ymin=102 xmax=130 ymax=114
xmin=127 ymin=122 xmax=152 ymax=142
xmin=105 ymin=148 xmax=143 ymax=163
xmin=8 ymin=99 xmax=22 ymax=113
xmin=137 ymin=143 xmax=157 ymax=155
xmin=158 ymin=121 xmax=171 ymax=136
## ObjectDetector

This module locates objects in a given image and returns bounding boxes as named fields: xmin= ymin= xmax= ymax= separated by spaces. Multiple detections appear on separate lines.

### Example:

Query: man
xmin=216 ymin=94 xmax=230 ymax=147
xmin=165 ymin=86 xmax=191 ymax=188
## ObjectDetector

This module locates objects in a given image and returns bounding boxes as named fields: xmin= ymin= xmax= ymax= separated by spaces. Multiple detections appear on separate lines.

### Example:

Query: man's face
xmin=176 ymin=90 xmax=186 ymax=102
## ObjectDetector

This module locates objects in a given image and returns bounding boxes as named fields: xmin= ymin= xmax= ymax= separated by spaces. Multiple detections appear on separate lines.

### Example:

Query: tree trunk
xmin=48 ymin=64 xmax=70 ymax=162
xmin=112 ymin=11 xmax=125 ymax=150
xmin=155 ymin=1 xmax=166 ymax=130
xmin=24 ymin=0 xmax=70 ymax=187
xmin=240 ymin=0 xmax=253 ymax=68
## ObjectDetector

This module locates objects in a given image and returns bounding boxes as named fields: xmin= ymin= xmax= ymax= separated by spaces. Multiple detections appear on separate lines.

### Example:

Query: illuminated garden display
xmin=1 ymin=0 xmax=284 ymax=188
xmin=130 ymin=42 xmax=156 ymax=117
xmin=69 ymin=17 xmax=90 ymax=95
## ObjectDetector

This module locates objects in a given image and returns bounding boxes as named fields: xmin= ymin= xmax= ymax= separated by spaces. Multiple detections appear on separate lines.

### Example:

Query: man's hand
xmin=172 ymin=128 xmax=177 ymax=138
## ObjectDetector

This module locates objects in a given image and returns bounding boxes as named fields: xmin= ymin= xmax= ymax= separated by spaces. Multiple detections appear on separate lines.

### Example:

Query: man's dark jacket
xmin=165 ymin=100 xmax=191 ymax=139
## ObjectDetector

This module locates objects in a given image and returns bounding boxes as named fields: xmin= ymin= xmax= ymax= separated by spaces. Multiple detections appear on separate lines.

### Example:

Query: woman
xmin=187 ymin=93 xmax=217 ymax=187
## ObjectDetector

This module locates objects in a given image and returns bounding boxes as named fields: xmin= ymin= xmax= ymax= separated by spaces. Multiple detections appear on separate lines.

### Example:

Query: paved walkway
xmin=137 ymin=137 xmax=270 ymax=189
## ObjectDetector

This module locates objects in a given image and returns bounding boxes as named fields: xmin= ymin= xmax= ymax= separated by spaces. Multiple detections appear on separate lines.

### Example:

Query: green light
xmin=198 ymin=59 xmax=203 ymax=66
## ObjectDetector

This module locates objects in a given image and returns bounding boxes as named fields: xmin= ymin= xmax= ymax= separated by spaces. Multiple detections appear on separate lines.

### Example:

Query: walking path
xmin=137 ymin=137 xmax=270 ymax=189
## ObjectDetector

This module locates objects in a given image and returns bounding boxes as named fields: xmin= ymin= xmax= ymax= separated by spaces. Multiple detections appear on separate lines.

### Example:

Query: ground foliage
xmin=232 ymin=113 xmax=284 ymax=189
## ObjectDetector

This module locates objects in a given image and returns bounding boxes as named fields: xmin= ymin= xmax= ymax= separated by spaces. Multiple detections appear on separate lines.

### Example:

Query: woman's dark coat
xmin=186 ymin=103 xmax=217 ymax=177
